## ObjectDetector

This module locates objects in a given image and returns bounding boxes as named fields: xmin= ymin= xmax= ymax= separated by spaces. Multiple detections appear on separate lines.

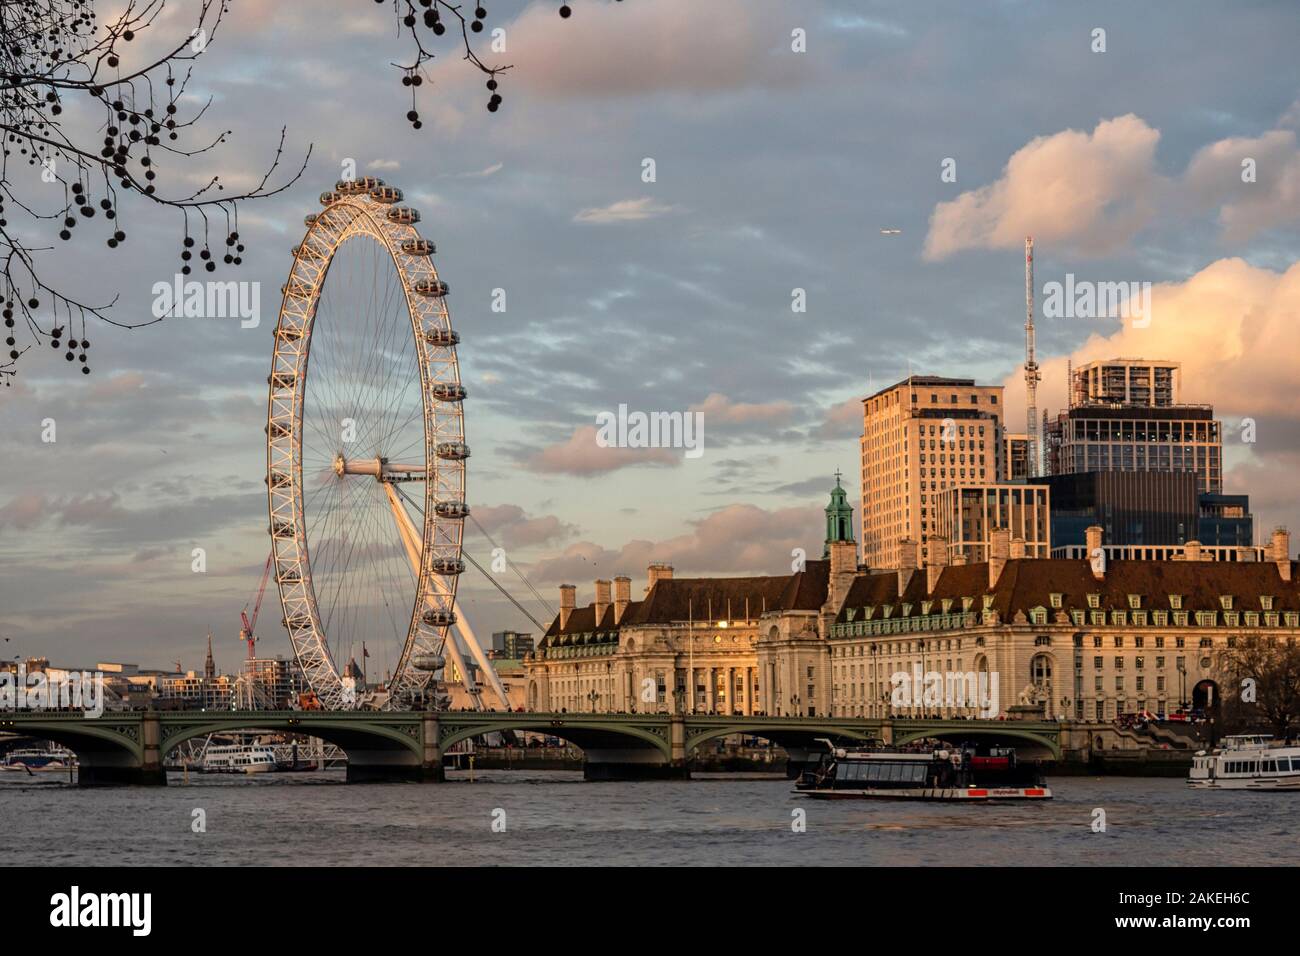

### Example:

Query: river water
xmin=3 ymin=770 xmax=1297 ymax=866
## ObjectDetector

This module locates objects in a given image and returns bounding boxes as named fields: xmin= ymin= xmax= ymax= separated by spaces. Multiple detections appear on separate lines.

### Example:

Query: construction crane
xmin=1024 ymin=236 xmax=1041 ymax=477
xmin=240 ymin=554 xmax=274 ymax=661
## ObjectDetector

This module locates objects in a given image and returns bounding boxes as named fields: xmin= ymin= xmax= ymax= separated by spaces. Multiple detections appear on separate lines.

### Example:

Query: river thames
xmin=4 ymin=771 xmax=1299 ymax=866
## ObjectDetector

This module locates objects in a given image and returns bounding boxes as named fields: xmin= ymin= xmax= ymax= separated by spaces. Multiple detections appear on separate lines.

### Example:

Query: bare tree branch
xmin=0 ymin=0 xmax=309 ymax=385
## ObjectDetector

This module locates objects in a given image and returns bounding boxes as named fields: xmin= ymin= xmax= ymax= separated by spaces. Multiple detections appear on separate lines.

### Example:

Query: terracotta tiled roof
xmin=539 ymin=566 xmax=828 ymax=647
xmin=625 ymin=574 xmax=797 ymax=625
xmin=833 ymin=558 xmax=1300 ymax=624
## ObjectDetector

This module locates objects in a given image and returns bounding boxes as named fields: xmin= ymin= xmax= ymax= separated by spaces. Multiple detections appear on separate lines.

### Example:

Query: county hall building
xmin=525 ymin=480 xmax=1299 ymax=722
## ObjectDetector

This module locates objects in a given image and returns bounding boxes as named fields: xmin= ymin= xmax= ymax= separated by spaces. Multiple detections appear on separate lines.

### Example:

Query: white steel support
xmin=382 ymin=482 xmax=511 ymax=712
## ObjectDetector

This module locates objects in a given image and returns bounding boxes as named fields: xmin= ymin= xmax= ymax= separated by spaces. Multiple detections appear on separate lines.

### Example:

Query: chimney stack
xmin=559 ymin=584 xmax=576 ymax=629
xmin=646 ymin=562 xmax=673 ymax=594
xmin=1010 ymin=536 xmax=1027 ymax=560
xmin=613 ymin=575 xmax=632 ymax=623
xmin=1272 ymin=527 xmax=1292 ymax=582
xmin=926 ymin=536 xmax=949 ymax=592
xmin=1184 ymin=540 xmax=1203 ymax=563
xmin=1085 ymin=525 xmax=1103 ymax=559
xmin=897 ymin=538 xmax=919 ymax=593
xmin=594 ymin=579 xmax=612 ymax=625
xmin=989 ymin=528 xmax=1011 ymax=588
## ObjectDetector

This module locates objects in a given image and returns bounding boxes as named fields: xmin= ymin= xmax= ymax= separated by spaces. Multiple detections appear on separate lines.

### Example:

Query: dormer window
xmin=1030 ymin=608 xmax=1047 ymax=625
xmin=962 ymin=597 xmax=974 ymax=612
xmin=1049 ymin=593 xmax=1063 ymax=609
xmin=1169 ymin=595 xmax=1182 ymax=610
xmin=1261 ymin=596 xmax=1274 ymax=611
xmin=982 ymin=594 xmax=995 ymax=611
xmin=845 ymin=608 xmax=857 ymax=622
xmin=1220 ymin=595 xmax=1234 ymax=611
xmin=1087 ymin=593 xmax=1100 ymax=609
xmin=882 ymin=604 xmax=894 ymax=619
xmin=921 ymin=601 xmax=933 ymax=615
xmin=901 ymin=603 xmax=913 ymax=617
xmin=941 ymin=599 xmax=954 ymax=614
xmin=1128 ymin=594 xmax=1141 ymax=609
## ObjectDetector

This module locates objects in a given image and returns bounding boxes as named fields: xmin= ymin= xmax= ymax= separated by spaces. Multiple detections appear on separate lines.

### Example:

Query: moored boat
xmin=794 ymin=739 xmax=1051 ymax=800
xmin=202 ymin=743 xmax=278 ymax=774
xmin=1188 ymin=735 xmax=1300 ymax=790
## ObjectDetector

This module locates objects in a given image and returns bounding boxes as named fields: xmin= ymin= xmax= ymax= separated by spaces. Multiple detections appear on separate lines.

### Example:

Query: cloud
xmin=1002 ymin=256 xmax=1300 ymax=535
xmin=0 ymin=493 xmax=47 ymax=531
xmin=422 ymin=0 xmax=809 ymax=101
xmin=689 ymin=392 xmax=794 ymax=427
xmin=525 ymin=425 xmax=681 ymax=476
xmin=526 ymin=502 xmax=821 ymax=587
xmin=924 ymin=114 xmax=1164 ymax=260
xmin=469 ymin=503 xmax=578 ymax=549
xmin=574 ymin=197 xmax=676 ymax=224
xmin=811 ymin=397 xmax=862 ymax=440
xmin=1184 ymin=129 xmax=1300 ymax=242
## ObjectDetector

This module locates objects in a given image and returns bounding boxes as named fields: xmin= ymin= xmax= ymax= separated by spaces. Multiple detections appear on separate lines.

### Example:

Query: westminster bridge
xmin=0 ymin=710 xmax=1072 ymax=786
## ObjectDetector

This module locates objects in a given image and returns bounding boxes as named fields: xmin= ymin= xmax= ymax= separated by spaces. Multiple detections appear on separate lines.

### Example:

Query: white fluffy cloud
xmin=924 ymin=114 xmax=1164 ymax=260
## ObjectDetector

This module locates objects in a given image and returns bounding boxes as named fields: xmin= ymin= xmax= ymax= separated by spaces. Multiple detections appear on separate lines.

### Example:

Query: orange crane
xmin=240 ymin=554 xmax=274 ymax=661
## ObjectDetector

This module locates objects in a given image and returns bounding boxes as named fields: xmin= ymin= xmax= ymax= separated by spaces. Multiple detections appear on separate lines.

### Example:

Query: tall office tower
xmin=860 ymin=376 xmax=1004 ymax=569
xmin=1045 ymin=358 xmax=1222 ymax=495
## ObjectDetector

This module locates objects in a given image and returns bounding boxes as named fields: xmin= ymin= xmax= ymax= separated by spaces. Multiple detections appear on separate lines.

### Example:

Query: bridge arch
xmin=685 ymin=722 xmax=878 ymax=756
xmin=438 ymin=717 xmax=672 ymax=759
xmin=158 ymin=715 xmax=422 ymax=761
xmin=893 ymin=725 xmax=1061 ymax=760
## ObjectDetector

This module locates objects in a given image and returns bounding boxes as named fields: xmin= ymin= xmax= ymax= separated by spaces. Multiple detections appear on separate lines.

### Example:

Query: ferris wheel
xmin=265 ymin=177 xmax=485 ymax=711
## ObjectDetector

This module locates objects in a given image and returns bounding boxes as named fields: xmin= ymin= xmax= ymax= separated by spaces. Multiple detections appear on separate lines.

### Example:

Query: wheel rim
xmin=266 ymin=179 xmax=466 ymax=710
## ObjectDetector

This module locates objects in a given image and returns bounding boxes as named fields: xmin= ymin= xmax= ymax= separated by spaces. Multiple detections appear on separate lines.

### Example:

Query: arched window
xmin=1030 ymin=653 xmax=1053 ymax=688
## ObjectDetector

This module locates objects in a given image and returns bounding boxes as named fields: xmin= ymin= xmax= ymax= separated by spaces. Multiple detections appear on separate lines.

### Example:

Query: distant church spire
xmin=824 ymin=471 xmax=855 ymax=557
xmin=204 ymin=632 xmax=216 ymax=680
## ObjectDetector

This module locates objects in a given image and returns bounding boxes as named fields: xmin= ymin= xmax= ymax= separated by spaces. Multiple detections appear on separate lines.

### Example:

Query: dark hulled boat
xmin=794 ymin=740 xmax=1051 ymax=801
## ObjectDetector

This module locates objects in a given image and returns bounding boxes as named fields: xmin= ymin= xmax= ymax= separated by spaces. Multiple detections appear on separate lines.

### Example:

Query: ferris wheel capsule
xmin=411 ymin=654 xmax=446 ymax=672
xmin=401 ymin=238 xmax=435 ymax=256
xmin=319 ymin=190 xmax=341 ymax=205
xmin=425 ymin=328 xmax=459 ymax=347
xmin=387 ymin=206 xmax=420 ymax=225
xmin=370 ymin=185 xmax=403 ymax=204
xmin=436 ymin=442 xmax=470 ymax=461
xmin=434 ymin=500 xmax=470 ymax=519
xmin=432 ymin=383 xmax=466 ymax=402
xmin=337 ymin=176 xmax=382 ymax=194
xmin=414 ymin=278 xmax=448 ymax=297
xmin=422 ymin=609 xmax=456 ymax=628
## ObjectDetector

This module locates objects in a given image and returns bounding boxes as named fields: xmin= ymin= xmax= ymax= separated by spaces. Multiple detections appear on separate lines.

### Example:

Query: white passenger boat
xmin=1188 ymin=735 xmax=1300 ymax=790
xmin=202 ymin=743 xmax=278 ymax=774
xmin=1 ymin=746 xmax=77 ymax=772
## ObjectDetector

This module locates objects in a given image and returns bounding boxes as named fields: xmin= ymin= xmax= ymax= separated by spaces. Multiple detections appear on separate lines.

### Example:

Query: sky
xmin=2 ymin=0 xmax=1299 ymax=676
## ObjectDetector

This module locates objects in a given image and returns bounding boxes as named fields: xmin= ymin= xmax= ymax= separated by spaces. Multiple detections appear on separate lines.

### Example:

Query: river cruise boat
xmin=794 ymin=740 xmax=1051 ymax=801
xmin=1188 ymin=735 xmax=1300 ymax=790
xmin=202 ymin=743 xmax=278 ymax=774
xmin=1 ymin=746 xmax=77 ymax=772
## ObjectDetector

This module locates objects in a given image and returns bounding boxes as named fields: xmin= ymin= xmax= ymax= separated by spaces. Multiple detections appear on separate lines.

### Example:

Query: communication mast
xmin=1024 ymin=237 xmax=1041 ymax=477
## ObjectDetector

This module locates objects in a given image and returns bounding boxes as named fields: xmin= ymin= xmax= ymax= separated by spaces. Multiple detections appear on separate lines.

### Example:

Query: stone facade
xmin=524 ymin=483 xmax=1300 ymax=724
